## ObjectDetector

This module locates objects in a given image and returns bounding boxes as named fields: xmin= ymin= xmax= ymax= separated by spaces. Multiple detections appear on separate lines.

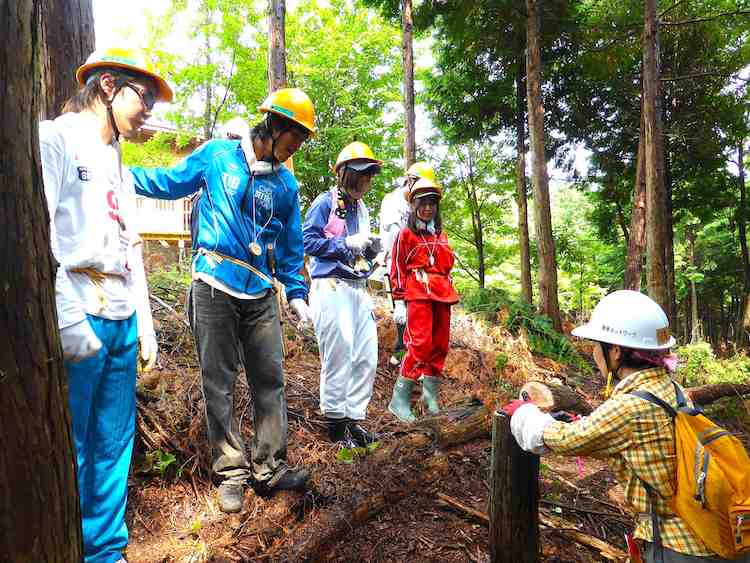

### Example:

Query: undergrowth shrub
xmin=677 ymin=341 xmax=750 ymax=386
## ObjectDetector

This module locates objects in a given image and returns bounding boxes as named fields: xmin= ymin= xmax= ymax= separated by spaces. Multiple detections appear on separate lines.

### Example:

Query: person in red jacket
xmin=387 ymin=177 xmax=459 ymax=422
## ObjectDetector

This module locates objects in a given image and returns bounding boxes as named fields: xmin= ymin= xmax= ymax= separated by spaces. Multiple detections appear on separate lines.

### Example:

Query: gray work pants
xmin=643 ymin=544 xmax=750 ymax=563
xmin=187 ymin=280 xmax=288 ymax=485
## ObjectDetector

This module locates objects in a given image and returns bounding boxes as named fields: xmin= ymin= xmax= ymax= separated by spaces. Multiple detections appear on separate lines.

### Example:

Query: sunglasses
xmin=126 ymin=83 xmax=157 ymax=111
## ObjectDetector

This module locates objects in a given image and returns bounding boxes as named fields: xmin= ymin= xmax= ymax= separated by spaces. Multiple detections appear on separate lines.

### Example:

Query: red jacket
xmin=390 ymin=227 xmax=459 ymax=304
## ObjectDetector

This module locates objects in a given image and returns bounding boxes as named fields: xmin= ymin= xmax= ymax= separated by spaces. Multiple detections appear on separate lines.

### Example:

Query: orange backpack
xmin=631 ymin=383 xmax=750 ymax=560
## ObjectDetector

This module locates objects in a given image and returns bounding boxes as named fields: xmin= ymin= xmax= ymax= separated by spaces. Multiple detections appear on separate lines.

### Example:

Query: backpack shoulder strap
xmin=629 ymin=389 xmax=677 ymax=418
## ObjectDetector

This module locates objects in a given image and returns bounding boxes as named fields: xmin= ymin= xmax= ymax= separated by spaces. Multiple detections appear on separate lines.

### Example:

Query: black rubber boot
xmin=346 ymin=420 xmax=379 ymax=447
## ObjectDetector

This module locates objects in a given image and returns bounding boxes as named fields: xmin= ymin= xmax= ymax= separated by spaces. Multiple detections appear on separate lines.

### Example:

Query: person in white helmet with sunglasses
xmin=503 ymin=290 xmax=750 ymax=562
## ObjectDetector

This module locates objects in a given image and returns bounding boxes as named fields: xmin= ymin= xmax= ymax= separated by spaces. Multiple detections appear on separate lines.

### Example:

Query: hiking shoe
xmin=419 ymin=375 xmax=441 ymax=415
xmin=347 ymin=421 xmax=379 ymax=447
xmin=217 ymin=481 xmax=244 ymax=513
xmin=388 ymin=376 xmax=417 ymax=423
xmin=254 ymin=466 xmax=310 ymax=497
xmin=326 ymin=416 xmax=357 ymax=446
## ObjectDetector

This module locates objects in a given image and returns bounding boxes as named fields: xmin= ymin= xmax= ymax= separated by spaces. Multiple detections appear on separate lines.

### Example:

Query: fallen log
xmin=435 ymin=493 xmax=628 ymax=562
xmin=520 ymin=381 xmax=593 ymax=415
xmin=686 ymin=383 xmax=750 ymax=405
xmin=276 ymin=402 xmax=491 ymax=562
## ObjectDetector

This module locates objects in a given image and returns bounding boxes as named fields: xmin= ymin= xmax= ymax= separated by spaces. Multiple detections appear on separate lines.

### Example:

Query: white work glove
xmin=509 ymin=403 xmax=555 ymax=455
xmin=60 ymin=319 xmax=102 ymax=363
xmin=138 ymin=333 xmax=158 ymax=373
xmin=368 ymin=235 xmax=383 ymax=254
xmin=345 ymin=232 xmax=371 ymax=253
xmin=393 ymin=301 xmax=407 ymax=325
xmin=289 ymin=298 xmax=313 ymax=329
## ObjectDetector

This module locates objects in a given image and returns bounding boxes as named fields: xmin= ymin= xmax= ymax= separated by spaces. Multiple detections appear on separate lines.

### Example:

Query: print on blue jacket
xmin=131 ymin=139 xmax=307 ymax=301
xmin=303 ymin=190 xmax=377 ymax=280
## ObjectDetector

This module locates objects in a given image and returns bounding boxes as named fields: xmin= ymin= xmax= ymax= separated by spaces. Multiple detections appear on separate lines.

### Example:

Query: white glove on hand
xmin=345 ymin=233 xmax=371 ymax=253
xmin=368 ymin=235 xmax=383 ymax=254
xmin=138 ymin=333 xmax=158 ymax=373
xmin=61 ymin=319 xmax=102 ymax=362
xmin=289 ymin=298 xmax=313 ymax=329
xmin=393 ymin=301 xmax=407 ymax=325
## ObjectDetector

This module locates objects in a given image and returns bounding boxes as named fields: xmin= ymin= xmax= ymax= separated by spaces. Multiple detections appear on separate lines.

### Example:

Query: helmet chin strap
xmin=105 ymin=80 xmax=127 ymax=142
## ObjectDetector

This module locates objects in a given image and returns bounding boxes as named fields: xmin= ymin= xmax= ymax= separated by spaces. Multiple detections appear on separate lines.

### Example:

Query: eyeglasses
xmin=126 ymin=83 xmax=156 ymax=111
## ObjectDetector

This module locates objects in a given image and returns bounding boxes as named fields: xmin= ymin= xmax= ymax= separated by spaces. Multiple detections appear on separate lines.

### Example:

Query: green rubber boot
xmin=420 ymin=375 xmax=441 ymax=415
xmin=388 ymin=376 xmax=417 ymax=423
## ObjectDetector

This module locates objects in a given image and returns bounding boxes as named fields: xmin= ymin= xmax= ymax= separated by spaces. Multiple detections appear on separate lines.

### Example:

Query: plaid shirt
xmin=542 ymin=367 xmax=714 ymax=556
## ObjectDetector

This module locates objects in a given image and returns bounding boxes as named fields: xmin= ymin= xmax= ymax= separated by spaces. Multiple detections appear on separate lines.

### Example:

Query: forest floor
xmin=123 ymin=295 xmax=750 ymax=563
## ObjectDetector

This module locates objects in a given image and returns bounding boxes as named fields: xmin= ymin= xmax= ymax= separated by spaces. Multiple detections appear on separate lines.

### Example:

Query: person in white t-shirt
xmin=38 ymin=47 xmax=171 ymax=563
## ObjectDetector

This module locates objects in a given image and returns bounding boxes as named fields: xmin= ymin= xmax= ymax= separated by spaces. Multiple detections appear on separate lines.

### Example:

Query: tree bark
xmin=525 ymin=0 xmax=562 ymax=331
xmin=39 ymin=0 xmax=95 ymax=119
xmin=202 ymin=5 xmax=213 ymax=140
xmin=520 ymin=381 xmax=593 ymax=415
xmin=643 ymin=0 xmax=669 ymax=315
xmin=0 ymin=1 xmax=83 ymax=560
xmin=624 ymin=107 xmax=647 ymax=291
xmin=267 ymin=0 xmax=288 ymax=92
xmin=401 ymin=0 xmax=416 ymax=168
xmin=489 ymin=412 xmax=540 ymax=563
xmin=688 ymin=228 xmax=702 ymax=343
xmin=663 ymin=132 xmax=677 ymax=329
xmin=516 ymin=62 xmax=533 ymax=304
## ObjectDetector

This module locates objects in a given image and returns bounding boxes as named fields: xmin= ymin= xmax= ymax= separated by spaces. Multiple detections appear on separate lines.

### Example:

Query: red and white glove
xmin=502 ymin=399 xmax=531 ymax=417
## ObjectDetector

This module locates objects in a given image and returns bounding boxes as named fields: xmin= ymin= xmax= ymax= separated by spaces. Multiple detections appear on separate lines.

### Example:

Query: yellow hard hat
xmin=76 ymin=47 xmax=173 ymax=102
xmin=334 ymin=141 xmax=383 ymax=173
xmin=406 ymin=161 xmax=436 ymax=182
xmin=258 ymin=88 xmax=316 ymax=134
xmin=407 ymin=177 xmax=442 ymax=202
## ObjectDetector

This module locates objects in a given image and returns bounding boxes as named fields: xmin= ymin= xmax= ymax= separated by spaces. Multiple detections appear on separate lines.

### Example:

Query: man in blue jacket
xmin=131 ymin=88 xmax=315 ymax=512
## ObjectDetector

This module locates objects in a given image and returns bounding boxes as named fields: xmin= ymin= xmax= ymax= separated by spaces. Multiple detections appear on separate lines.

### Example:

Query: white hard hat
xmin=572 ymin=290 xmax=675 ymax=350
xmin=222 ymin=117 xmax=250 ymax=139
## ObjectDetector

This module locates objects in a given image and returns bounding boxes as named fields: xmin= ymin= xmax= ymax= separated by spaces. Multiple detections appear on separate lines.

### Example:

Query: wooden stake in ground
xmin=489 ymin=411 xmax=540 ymax=563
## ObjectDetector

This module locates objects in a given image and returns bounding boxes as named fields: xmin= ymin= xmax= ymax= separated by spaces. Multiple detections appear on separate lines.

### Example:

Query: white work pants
xmin=310 ymin=278 xmax=378 ymax=420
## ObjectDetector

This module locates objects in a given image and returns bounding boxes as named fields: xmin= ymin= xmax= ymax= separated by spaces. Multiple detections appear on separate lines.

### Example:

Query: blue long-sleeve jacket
xmin=302 ymin=190 xmax=376 ymax=280
xmin=131 ymin=140 xmax=307 ymax=301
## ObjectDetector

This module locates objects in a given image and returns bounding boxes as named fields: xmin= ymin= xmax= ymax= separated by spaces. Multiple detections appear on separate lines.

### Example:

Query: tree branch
xmin=660 ymin=9 xmax=750 ymax=26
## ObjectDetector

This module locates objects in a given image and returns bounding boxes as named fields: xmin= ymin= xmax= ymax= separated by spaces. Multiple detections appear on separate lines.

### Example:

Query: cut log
xmin=686 ymin=383 xmax=750 ymax=405
xmin=521 ymin=381 xmax=593 ymax=415
xmin=277 ymin=402 xmax=491 ymax=562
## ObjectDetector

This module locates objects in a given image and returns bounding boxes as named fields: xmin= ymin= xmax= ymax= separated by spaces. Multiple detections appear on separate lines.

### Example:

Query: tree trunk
xmin=663 ymin=119 xmax=677 ymax=329
xmin=0 ymin=1 xmax=83 ymax=560
xmin=489 ymin=412 xmax=540 ymax=563
xmin=39 ymin=0 xmax=95 ymax=119
xmin=643 ymin=0 xmax=668 ymax=315
xmin=401 ymin=0 xmax=416 ymax=168
xmin=267 ymin=0 xmax=287 ymax=92
xmin=202 ymin=6 xmax=213 ymax=140
xmin=687 ymin=229 xmax=702 ymax=343
xmin=525 ymin=0 xmax=562 ymax=331
xmin=737 ymin=142 xmax=750 ymax=348
xmin=520 ymin=381 xmax=593 ymax=415
xmin=516 ymin=62 xmax=533 ymax=304
xmin=624 ymin=106 xmax=647 ymax=291
xmin=466 ymin=147 xmax=486 ymax=288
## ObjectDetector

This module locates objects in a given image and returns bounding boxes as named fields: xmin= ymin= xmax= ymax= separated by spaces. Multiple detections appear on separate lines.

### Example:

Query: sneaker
xmin=347 ymin=421 xmax=378 ymax=447
xmin=326 ymin=416 xmax=356 ymax=446
xmin=217 ymin=481 xmax=244 ymax=513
